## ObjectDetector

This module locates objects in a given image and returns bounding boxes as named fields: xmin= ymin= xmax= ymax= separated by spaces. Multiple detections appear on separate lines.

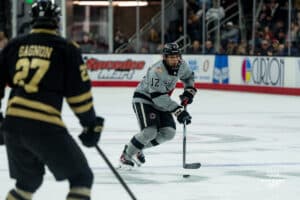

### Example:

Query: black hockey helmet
xmin=162 ymin=43 xmax=181 ymax=56
xmin=30 ymin=0 xmax=61 ymax=29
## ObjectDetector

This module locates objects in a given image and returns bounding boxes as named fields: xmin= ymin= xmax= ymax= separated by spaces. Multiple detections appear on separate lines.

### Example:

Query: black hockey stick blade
xmin=184 ymin=162 xmax=201 ymax=169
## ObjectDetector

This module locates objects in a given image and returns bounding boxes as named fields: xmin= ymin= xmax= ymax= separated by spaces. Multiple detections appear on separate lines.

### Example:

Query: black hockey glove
xmin=0 ymin=112 xmax=4 ymax=145
xmin=79 ymin=116 xmax=104 ymax=148
xmin=173 ymin=107 xmax=192 ymax=125
xmin=180 ymin=87 xmax=197 ymax=106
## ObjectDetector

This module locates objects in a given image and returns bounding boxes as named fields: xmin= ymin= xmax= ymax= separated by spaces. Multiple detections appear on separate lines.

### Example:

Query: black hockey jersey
xmin=0 ymin=28 xmax=96 ymax=127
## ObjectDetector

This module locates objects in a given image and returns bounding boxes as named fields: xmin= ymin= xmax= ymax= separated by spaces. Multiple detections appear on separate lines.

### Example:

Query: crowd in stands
xmin=252 ymin=0 xmax=300 ymax=56
xmin=104 ymin=0 xmax=300 ymax=56
xmin=1 ymin=0 xmax=300 ymax=56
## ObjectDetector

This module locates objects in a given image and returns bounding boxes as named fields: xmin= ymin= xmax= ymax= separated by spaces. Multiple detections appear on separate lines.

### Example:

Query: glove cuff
xmin=185 ymin=87 xmax=197 ymax=96
xmin=82 ymin=116 xmax=104 ymax=134
xmin=172 ymin=106 xmax=183 ymax=117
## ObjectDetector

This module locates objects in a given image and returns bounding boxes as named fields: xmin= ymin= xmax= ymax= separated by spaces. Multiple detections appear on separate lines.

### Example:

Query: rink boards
xmin=83 ymin=54 xmax=300 ymax=95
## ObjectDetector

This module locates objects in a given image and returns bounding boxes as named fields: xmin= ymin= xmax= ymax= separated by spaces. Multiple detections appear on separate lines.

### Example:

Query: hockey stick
xmin=183 ymin=106 xmax=201 ymax=169
xmin=95 ymin=145 xmax=137 ymax=200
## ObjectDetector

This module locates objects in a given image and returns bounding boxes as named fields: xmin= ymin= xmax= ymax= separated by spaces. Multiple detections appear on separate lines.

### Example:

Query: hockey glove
xmin=179 ymin=87 xmax=197 ymax=106
xmin=0 ymin=112 xmax=4 ymax=145
xmin=79 ymin=116 xmax=104 ymax=147
xmin=173 ymin=107 xmax=192 ymax=125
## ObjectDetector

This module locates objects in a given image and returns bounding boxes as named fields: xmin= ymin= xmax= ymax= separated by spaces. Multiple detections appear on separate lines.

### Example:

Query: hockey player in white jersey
xmin=120 ymin=43 xmax=197 ymax=168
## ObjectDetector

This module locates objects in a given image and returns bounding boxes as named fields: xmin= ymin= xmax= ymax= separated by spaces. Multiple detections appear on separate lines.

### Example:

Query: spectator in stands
xmin=276 ymin=28 xmax=286 ymax=44
xmin=206 ymin=4 xmax=225 ymax=41
xmin=271 ymin=39 xmax=280 ymax=54
xmin=236 ymin=43 xmax=247 ymax=55
xmin=263 ymin=26 xmax=274 ymax=41
xmin=258 ymin=4 xmax=271 ymax=27
xmin=225 ymin=39 xmax=238 ymax=54
xmin=77 ymin=32 xmax=97 ymax=53
xmin=187 ymin=40 xmax=202 ymax=54
xmin=114 ymin=29 xmax=127 ymax=50
xmin=282 ymin=41 xmax=299 ymax=56
xmin=95 ymin=36 xmax=109 ymax=53
xmin=258 ymin=39 xmax=273 ymax=56
xmin=147 ymin=28 xmax=160 ymax=53
xmin=290 ymin=22 xmax=300 ymax=43
xmin=275 ymin=43 xmax=285 ymax=56
xmin=187 ymin=9 xmax=203 ymax=41
xmin=0 ymin=31 xmax=8 ymax=51
xmin=221 ymin=21 xmax=240 ymax=47
xmin=204 ymin=40 xmax=215 ymax=54
xmin=205 ymin=5 xmax=225 ymax=21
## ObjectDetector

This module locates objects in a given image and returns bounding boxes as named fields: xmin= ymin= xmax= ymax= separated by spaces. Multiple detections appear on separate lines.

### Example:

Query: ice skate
xmin=119 ymin=145 xmax=135 ymax=170
xmin=132 ymin=151 xmax=145 ymax=167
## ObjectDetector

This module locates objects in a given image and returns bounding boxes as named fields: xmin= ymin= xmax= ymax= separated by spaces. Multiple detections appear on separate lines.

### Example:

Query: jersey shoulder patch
xmin=154 ymin=66 xmax=163 ymax=73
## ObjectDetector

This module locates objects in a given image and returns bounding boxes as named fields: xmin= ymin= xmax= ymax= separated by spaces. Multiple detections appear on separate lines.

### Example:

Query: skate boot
xmin=119 ymin=145 xmax=134 ymax=169
xmin=134 ymin=151 xmax=145 ymax=167
xmin=131 ymin=150 xmax=145 ymax=167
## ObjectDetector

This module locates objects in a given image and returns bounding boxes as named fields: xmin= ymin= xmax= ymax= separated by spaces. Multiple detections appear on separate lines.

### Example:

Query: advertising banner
xmin=84 ymin=54 xmax=160 ymax=82
xmin=84 ymin=54 xmax=215 ymax=84
xmin=213 ymin=54 xmax=229 ymax=84
xmin=183 ymin=55 xmax=214 ymax=83
xmin=240 ymin=57 xmax=285 ymax=87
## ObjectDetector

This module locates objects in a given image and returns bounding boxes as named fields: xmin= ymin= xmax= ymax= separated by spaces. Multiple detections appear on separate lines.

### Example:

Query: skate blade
xmin=117 ymin=162 xmax=134 ymax=171
xmin=132 ymin=158 xmax=141 ymax=167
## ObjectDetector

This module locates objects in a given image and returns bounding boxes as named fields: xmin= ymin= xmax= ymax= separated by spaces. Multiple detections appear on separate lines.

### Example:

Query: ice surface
xmin=1 ymin=88 xmax=300 ymax=200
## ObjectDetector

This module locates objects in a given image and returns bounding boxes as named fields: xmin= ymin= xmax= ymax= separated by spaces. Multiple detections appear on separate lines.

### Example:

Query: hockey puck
xmin=183 ymin=174 xmax=190 ymax=178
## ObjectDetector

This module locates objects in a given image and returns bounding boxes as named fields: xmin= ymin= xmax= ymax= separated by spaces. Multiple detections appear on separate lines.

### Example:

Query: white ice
xmin=1 ymin=87 xmax=300 ymax=200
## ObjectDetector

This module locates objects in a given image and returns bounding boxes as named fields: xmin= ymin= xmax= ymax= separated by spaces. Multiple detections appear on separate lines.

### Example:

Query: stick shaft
xmin=183 ymin=106 xmax=187 ymax=167
xmin=95 ymin=145 xmax=137 ymax=200
xmin=182 ymin=106 xmax=201 ymax=169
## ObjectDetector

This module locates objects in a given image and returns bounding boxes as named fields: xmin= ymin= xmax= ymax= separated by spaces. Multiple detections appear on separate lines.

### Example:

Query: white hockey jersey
xmin=133 ymin=59 xmax=195 ymax=112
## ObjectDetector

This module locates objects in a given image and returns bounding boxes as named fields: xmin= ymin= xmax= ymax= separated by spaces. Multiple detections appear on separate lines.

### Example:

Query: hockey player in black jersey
xmin=0 ymin=1 xmax=104 ymax=199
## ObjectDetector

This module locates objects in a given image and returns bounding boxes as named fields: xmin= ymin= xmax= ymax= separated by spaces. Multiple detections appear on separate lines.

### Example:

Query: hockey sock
xmin=6 ymin=188 xmax=33 ymax=200
xmin=66 ymin=187 xmax=91 ymax=200
xmin=124 ymin=136 xmax=144 ymax=159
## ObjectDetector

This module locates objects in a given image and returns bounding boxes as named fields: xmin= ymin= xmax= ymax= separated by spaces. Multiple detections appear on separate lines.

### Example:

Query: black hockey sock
xmin=6 ymin=188 xmax=33 ymax=200
xmin=150 ymin=139 xmax=159 ymax=146
xmin=66 ymin=187 xmax=91 ymax=200
xmin=131 ymin=137 xmax=144 ymax=150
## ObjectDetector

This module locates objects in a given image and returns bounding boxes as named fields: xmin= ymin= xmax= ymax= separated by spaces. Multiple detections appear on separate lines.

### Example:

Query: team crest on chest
xmin=149 ymin=113 xmax=156 ymax=119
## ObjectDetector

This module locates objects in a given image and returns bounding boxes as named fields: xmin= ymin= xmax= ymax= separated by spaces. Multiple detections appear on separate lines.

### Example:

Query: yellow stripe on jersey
xmin=69 ymin=187 xmax=91 ymax=196
xmin=16 ymin=188 xmax=33 ymax=200
xmin=31 ymin=28 xmax=58 ymax=35
xmin=8 ymin=96 xmax=60 ymax=115
xmin=6 ymin=107 xmax=65 ymax=127
xmin=6 ymin=188 xmax=33 ymax=200
xmin=67 ymin=91 xmax=92 ymax=104
xmin=70 ymin=102 xmax=93 ymax=114
xmin=71 ymin=41 xmax=80 ymax=48
xmin=6 ymin=193 xmax=18 ymax=200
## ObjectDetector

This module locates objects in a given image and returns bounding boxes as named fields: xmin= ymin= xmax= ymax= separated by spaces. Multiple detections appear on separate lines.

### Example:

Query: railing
xmin=206 ymin=2 xmax=238 ymax=38
xmin=175 ymin=35 xmax=191 ymax=52
xmin=115 ymin=0 xmax=177 ymax=53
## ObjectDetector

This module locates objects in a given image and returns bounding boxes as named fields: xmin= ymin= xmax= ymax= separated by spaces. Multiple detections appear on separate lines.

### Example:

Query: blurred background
xmin=0 ymin=0 xmax=300 ymax=56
